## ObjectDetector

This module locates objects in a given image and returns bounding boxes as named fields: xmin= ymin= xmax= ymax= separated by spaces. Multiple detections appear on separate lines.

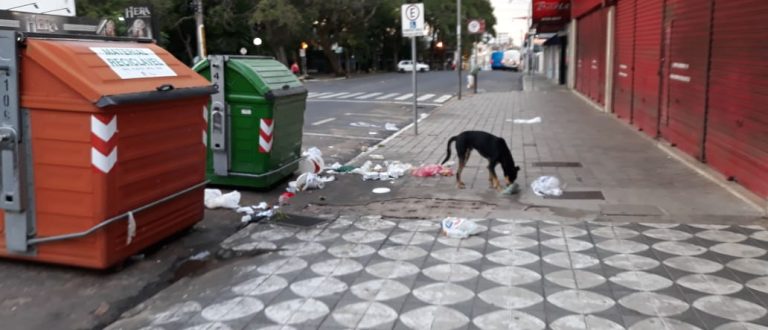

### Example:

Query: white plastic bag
xmin=385 ymin=123 xmax=399 ymax=131
xmin=300 ymin=147 xmax=325 ymax=174
xmin=531 ymin=176 xmax=564 ymax=197
xmin=204 ymin=189 xmax=241 ymax=209
xmin=296 ymin=172 xmax=325 ymax=191
xmin=441 ymin=217 xmax=480 ymax=239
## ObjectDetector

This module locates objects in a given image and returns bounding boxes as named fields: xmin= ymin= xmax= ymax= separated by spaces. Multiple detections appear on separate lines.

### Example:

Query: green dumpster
xmin=193 ymin=55 xmax=307 ymax=188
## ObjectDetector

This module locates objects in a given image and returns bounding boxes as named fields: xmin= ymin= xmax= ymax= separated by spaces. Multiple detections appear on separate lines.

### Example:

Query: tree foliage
xmin=74 ymin=0 xmax=498 ymax=72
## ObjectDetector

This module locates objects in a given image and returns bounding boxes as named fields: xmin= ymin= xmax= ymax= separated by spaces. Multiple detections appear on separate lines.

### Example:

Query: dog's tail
xmin=441 ymin=136 xmax=457 ymax=165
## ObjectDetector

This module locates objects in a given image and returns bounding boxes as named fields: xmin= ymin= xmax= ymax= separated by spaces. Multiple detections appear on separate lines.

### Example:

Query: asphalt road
xmin=302 ymin=70 xmax=524 ymax=164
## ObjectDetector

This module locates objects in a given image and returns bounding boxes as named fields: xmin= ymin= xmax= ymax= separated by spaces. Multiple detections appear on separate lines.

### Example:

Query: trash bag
xmin=296 ymin=172 xmax=325 ymax=191
xmin=412 ymin=164 xmax=453 ymax=177
xmin=531 ymin=176 xmax=564 ymax=197
xmin=300 ymin=147 xmax=325 ymax=174
xmin=441 ymin=217 xmax=481 ymax=239
xmin=204 ymin=189 xmax=241 ymax=209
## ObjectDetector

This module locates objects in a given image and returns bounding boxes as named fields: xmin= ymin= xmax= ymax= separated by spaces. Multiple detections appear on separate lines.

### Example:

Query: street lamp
xmin=253 ymin=37 xmax=262 ymax=46
xmin=436 ymin=41 xmax=444 ymax=48
xmin=5 ymin=2 xmax=38 ymax=10
xmin=41 ymin=7 xmax=71 ymax=14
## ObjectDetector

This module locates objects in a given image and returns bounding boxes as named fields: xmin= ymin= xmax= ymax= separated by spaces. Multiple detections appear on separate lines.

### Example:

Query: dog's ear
xmin=515 ymin=166 xmax=520 ymax=171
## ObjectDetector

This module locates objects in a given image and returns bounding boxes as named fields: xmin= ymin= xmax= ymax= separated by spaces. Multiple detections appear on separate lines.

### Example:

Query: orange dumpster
xmin=0 ymin=32 xmax=214 ymax=269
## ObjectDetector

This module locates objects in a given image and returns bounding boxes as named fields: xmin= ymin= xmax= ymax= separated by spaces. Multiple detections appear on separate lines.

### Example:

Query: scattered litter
xmin=351 ymin=160 xmax=412 ymax=181
xmin=253 ymin=202 xmax=268 ymax=210
xmin=319 ymin=176 xmax=336 ymax=183
xmin=369 ymin=154 xmax=385 ymax=160
xmin=385 ymin=123 xmax=399 ymax=131
xmin=350 ymin=122 xmax=379 ymax=128
xmin=372 ymin=187 xmax=391 ymax=194
xmin=300 ymin=147 xmax=325 ymax=174
xmin=334 ymin=165 xmax=357 ymax=173
xmin=500 ymin=183 xmax=521 ymax=195
xmin=204 ymin=189 xmax=241 ymax=209
xmin=369 ymin=131 xmax=378 ymax=135
xmin=412 ymin=164 xmax=454 ymax=177
xmin=279 ymin=192 xmax=295 ymax=205
xmin=189 ymin=251 xmax=211 ymax=261
xmin=236 ymin=207 xmax=255 ymax=215
xmin=512 ymin=116 xmax=542 ymax=124
xmin=531 ymin=176 xmax=564 ymax=197
xmin=329 ymin=162 xmax=343 ymax=170
xmin=441 ymin=217 xmax=481 ymax=239
xmin=296 ymin=172 xmax=325 ymax=191
xmin=256 ymin=209 xmax=274 ymax=218
xmin=387 ymin=161 xmax=411 ymax=178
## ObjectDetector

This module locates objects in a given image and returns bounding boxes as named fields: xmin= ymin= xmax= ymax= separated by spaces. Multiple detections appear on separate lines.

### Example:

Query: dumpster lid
xmin=23 ymin=37 xmax=214 ymax=108
xmin=194 ymin=56 xmax=306 ymax=99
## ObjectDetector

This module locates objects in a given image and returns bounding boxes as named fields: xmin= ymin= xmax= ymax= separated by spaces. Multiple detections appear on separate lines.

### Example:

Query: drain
xmin=532 ymin=161 xmax=583 ymax=167
xmin=272 ymin=213 xmax=328 ymax=228
xmin=546 ymin=191 xmax=604 ymax=200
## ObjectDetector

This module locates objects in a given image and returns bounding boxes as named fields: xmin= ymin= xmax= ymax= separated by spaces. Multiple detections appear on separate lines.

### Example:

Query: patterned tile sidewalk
xmin=108 ymin=215 xmax=768 ymax=330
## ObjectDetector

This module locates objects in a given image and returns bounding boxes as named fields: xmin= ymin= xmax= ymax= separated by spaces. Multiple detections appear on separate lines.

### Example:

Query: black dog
xmin=441 ymin=131 xmax=520 ymax=190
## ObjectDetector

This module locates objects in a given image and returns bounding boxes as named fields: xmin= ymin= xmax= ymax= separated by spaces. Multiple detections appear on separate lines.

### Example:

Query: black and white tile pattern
xmin=117 ymin=215 xmax=768 ymax=330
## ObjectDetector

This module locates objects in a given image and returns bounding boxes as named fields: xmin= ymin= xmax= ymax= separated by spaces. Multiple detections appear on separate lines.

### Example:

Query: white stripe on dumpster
xmin=376 ymin=93 xmax=399 ymax=100
xmin=434 ymin=94 xmax=453 ymax=103
xmin=203 ymin=106 xmax=208 ymax=147
xmin=338 ymin=92 xmax=365 ymax=99
xmin=91 ymin=148 xmax=117 ymax=173
xmin=91 ymin=114 xmax=118 ymax=174
xmin=91 ymin=115 xmax=117 ymax=141
xmin=259 ymin=119 xmax=274 ymax=153
xmin=395 ymin=93 xmax=413 ymax=101
xmin=417 ymin=94 xmax=435 ymax=102
xmin=312 ymin=117 xmax=336 ymax=126
xmin=318 ymin=92 xmax=349 ymax=99
xmin=356 ymin=92 xmax=382 ymax=99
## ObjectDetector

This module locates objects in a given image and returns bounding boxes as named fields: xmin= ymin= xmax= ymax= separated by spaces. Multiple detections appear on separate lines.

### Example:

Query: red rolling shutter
xmin=706 ymin=0 xmax=768 ymax=197
xmin=632 ymin=0 xmax=663 ymax=136
xmin=613 ymin=0 xmax=635 ymax=122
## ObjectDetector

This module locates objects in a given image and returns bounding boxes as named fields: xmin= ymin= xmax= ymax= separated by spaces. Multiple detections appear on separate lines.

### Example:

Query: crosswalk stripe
xmin=434 ymin=94 xmax=453 ymax=103
xmin=308 ymin=92 xmax=331 ymax=98
xmin=376 ymin=93 xmax=399 ymax=100
xmin=356 ymin=92 xmax=382 ymax=99
xmin=417 ymin=94 xmax=436 ymax=102
xmin=338 ymin=92 xmax=365 ymax=99
xmin=318 ymin=92 xmax=349 ymax=99
xmin=395 ymin=93 xmax=413 ymax=101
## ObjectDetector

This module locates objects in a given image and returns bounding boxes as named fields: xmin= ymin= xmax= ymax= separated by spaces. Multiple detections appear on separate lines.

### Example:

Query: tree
xmin=250 ymin=0 xmax=303 ymax=64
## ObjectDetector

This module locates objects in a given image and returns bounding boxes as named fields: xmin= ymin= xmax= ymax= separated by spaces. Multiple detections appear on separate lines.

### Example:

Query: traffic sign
xmin=467 ymin=19 xmax=485 ymax=34
xmin=401 ymin=3 xmax=425 ymax=37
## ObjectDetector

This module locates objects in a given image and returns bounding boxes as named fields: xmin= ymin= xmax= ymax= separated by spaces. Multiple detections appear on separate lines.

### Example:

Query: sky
xmin=490 ymin=0 xmax=531 ymax=46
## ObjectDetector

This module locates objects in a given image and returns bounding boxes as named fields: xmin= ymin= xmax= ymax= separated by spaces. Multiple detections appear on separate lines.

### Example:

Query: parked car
xmin=397 ymin=60 xmax=429 ymax=72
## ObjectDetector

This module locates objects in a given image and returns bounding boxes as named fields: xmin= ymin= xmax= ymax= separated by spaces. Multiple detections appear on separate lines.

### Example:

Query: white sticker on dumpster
xmin=90 ymin=47 xmax=177 ymax=79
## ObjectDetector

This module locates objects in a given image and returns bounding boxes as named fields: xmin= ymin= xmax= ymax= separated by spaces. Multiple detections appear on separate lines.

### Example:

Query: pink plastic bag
xmin=411 ymin=164 xmax=454 ymax=177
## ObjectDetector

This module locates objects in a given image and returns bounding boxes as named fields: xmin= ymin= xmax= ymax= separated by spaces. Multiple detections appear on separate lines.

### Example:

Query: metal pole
xmin=456 ymin=0 xmax=462 ymax=100
xmin=412 ymin=37 xmax=418 ymax=135
xmin=194 ymin=0 xmax=206 ymax=60
xmin=473 ymin=35 xmax=478 ymax=94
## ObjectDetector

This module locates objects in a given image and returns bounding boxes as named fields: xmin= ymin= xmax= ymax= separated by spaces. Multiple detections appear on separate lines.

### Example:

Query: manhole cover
xmin=600 ymin=204 xmax=664 ymax=216
xmin=272 ymin=213 xmax=328 ymax=228
xmin=546 ymin=191 xmax=604 ymax=200
xmin=532 ymin=161 xmax=583 ymax=167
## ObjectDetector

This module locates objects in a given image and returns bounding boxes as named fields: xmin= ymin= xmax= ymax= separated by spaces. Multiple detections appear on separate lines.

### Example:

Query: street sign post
xmin=402 ymin=3 xmax=425 ymax=135
xmin=467 ymin=19 xmax=485 ymax=94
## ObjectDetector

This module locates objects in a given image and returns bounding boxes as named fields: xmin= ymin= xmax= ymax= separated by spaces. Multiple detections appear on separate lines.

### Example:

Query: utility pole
xmin=193 ymin=0 xmax=206 ymax=61
xmin=456 ymin=0 xmax=462 ymax=100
